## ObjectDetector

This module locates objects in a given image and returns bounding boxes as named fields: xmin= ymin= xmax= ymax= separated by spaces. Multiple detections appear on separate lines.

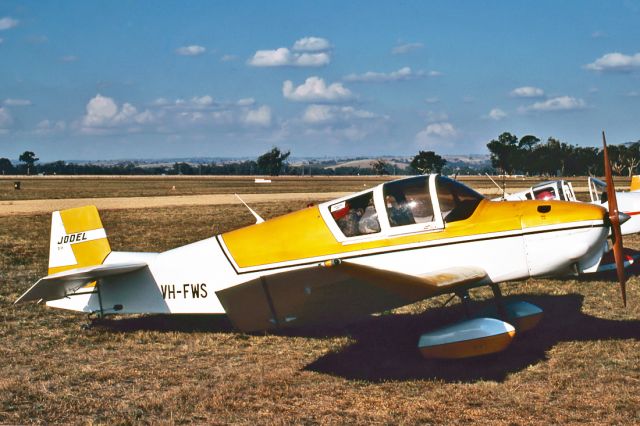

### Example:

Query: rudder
xmin=48 ymin=205 xmax=111 ymax=275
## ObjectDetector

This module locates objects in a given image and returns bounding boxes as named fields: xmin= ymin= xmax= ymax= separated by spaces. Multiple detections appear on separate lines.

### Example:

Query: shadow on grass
xmin=303 ymin=293 xmax=640 ymax=383
xmin=93 ymin=313 xmax=234 ymax=333
xmin=89 ymin=292 xmax=640 ymax=384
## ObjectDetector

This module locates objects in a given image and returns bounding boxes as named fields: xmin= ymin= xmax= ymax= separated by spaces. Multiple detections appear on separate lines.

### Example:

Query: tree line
xmin=4 ymin=132 xmax=637 ymax=177
xmin=0 ymin=147 xmax=448 ymax=176
xmin=487 ymin=132 xmax=640 ymax=177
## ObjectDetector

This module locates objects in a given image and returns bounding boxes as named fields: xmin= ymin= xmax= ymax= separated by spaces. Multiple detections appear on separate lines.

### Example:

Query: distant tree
xmin=172 ymin=162 xmax=195 ymax=175
xmin=410 ymin=150 xmax=447 ymax=174
xmin=486 ymin=132 xmax=519 ymax=175
xmin=372 ymin=159 xmax=391 ymax=175
xmin=257 ymin=147 xmax=290 ymax=176
xmin=566 ymin=146 xmax=599 ymax=176
xmin=517 ymin=135 xmax=541 ymax=175
xmin=624 ymin=142 xmax=640 ymax=176
xmin=0 ymin=157 xmax=14 ymax=175
xmin=18 ymin=151 xmax=39 ymax=175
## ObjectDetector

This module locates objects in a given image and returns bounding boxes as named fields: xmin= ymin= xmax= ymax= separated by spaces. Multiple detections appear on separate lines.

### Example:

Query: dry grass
xmin=0 ymin=175 xmax=631 ymax=201
xmin=2 ymin=197 xmax=640 ymax=424
xmin=0 ymin=176 xmax=392 ymax=201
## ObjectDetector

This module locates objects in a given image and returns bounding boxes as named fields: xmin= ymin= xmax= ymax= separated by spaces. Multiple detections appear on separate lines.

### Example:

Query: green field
xmin=1 ymin=179 xmax=639 ymax=424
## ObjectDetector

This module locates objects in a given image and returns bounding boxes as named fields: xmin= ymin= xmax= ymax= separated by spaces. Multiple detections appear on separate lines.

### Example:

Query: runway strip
xmin=0 ymin=192 xmax=350 ymax=216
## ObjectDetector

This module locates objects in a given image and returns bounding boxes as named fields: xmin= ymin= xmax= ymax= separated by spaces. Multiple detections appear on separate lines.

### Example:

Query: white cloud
xmin=175 ymin=45 xmax=206 ymax=56
xmin=153 ymin=97 xmax=170 ymax=106
xmin=591 ymin=30 xmax=606 ymax=39
xmin=210 ymin=110 xmax=234 ymax=126
xmin=237 ymin=98 xmax=255 ymax=106
xmin=190 ymin=95 xmax=214 ymax=107
xmin=510 ymin=86 xmax=545 ymax=98
xmin=303 ymin=105 xmax=333 ymax=123
xmin=283 ymin=77 xmax=353 ymax=103
xmin=249 ymin=48 xmax=290 ymax=66
xmin=35 ymin=119 xmax=66 ymax=135
xmin=425 ymin=111 xmax=449 ymax=123
xmin=302 ymin=105 xmax=378 ymax=124
xmin=244 ymin=106 xmax=272 ymax=126
xmin=487 ymin=108 xmax=507 ymax=120
xmin=4 ymin=98 xmax=31 ymax=106
xmin=423 ymin=122 xmax=457 ymax=138
xmin=83 ymin=95 xmax=118 ymax=127
xmin=343 ymin=67 xmax=428 ymax=83
xmin=81 ymin=94 xmax=156 ymax=131
xmin=520 ymin=96 xmax=586 ymax=113
xmin=0 ymin=107 xmax=13 ymax=130
xmin=292 ymin=36 xmax=330 ymax=52
xmin=415 ymin=122 xmax=458 ymax=148
xmin=391 ymin=42 xmax=424 ymax=55
xmin=248 ymin=47 xmax=329 ymax=67
xmin=248 ymin=37 xmax=331 ymax=67
xmin=0 ymin=17 xmax=19 ymax=31
xmin=585 ymin=52 xmax=640 ymax=72
xmin=154 ymin=95 xmax=216 ymax=110
xmin=220 ymin=54 xmax=237 ymax=62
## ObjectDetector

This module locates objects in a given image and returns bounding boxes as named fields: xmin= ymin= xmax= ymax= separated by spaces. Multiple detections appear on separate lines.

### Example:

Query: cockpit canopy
xmin=324 ymin=175 xmax=484 ymax=241
xmin=504 ymin=180 xmax=577 ymax=202
xmin=588 ymin=177 xmax=607 ymax=203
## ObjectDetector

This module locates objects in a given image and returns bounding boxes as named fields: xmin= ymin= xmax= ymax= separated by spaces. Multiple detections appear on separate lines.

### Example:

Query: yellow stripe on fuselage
xmin=221 ymin=199 xmax=605 ymax=269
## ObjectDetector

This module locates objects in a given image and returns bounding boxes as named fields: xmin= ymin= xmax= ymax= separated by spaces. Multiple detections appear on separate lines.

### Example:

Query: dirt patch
xmin=0 ymin=192 xmax=348 ymax=216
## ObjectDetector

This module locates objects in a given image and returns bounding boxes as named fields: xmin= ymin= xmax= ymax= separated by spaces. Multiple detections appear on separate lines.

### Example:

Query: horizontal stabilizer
xmin=15 ymin=262 xmax=148 ymax=304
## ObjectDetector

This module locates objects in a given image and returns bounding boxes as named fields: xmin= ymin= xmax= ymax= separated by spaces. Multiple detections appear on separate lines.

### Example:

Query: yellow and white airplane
xmin=15 ymin=134 xmax=630 ymax=359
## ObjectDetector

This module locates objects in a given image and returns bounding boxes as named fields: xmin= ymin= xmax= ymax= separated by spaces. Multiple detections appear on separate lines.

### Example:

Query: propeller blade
xmin=602 ymin=131 xmax=627 ymax=306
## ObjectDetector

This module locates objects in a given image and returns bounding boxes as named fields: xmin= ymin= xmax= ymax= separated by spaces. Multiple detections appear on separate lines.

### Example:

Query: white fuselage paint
xmin=600 ymin=192 xmax=640 ymax=236
xmin=50 ymin=219 xmax=608 ymax=315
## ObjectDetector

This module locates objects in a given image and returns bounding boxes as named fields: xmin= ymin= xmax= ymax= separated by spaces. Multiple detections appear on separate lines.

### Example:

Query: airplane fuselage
xmin=49 ymin=196 xmax=608 ymax=331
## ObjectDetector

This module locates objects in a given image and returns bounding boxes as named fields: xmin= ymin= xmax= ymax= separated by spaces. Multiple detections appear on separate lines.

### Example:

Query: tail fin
xmin=631 ymin=175 xmax=640 ymax=192
xmin=48 ymin=206 xmax=111 ymax=275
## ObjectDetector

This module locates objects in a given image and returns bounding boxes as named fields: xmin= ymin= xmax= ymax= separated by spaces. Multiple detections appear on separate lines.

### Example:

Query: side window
xmin=383 ymin=176 xmax=434 ymax=227
xmin=329 ymin=192 xmax=380 ymax=237
xmin=436 ymin=176 xmax=484 ymax=223
xmin=533 ymin=187 xmax=557 ymax=200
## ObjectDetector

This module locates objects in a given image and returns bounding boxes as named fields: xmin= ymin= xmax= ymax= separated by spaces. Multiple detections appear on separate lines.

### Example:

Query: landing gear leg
xmin=490 ymin=283 xmax=507 ymax=320
xmin=456 ymin=290 xmax=472 ymax=318
xmin=81 ymin=280 xmax=105 ymax=331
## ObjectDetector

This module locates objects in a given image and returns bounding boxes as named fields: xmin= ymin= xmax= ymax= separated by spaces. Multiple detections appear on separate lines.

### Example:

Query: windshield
xmin=435 ymin=176 xmax=484 ymax=223
xmin=382 ymin=176 xmax=435 ymax=227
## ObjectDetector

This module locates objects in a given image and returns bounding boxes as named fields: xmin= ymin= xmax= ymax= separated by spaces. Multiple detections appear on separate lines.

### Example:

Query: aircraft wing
xmin=336 ymin=261 xmax=487 ymax=299
xmin=216 ymin=261 xmax=487 ymax=332
xmin=15 ymin=262 xmax=148 ymax=304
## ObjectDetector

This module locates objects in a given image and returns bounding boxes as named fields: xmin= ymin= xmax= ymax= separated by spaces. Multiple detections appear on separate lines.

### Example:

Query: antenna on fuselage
xmin=234 ymin=193 xmax=265 ymax=224
xmin=486 ymin=173 xmax=508 ymax=199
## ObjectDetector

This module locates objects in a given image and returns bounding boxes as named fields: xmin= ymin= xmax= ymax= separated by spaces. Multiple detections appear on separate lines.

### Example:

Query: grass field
xmin=2 ymin=179 xmax=640 ymax=424
xmin=0 ymin=175 xmax=632 ymax=201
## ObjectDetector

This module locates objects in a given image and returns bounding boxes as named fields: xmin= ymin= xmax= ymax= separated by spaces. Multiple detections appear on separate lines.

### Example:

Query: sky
xmin=1 ymin=0 xmax=639 ymax=161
